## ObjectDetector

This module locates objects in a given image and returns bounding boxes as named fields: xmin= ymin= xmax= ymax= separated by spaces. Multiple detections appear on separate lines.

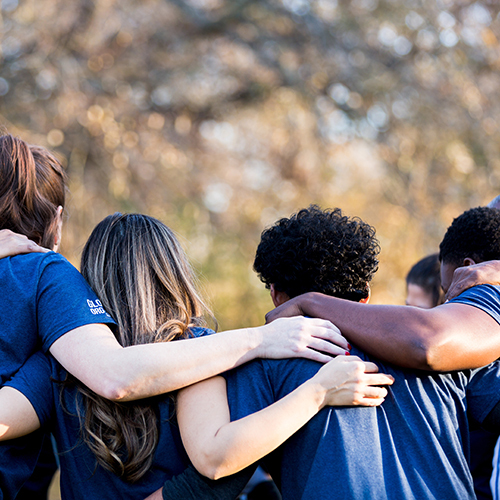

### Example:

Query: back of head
xmin=0 ymin=134 xmax=66 ymax=248
xmin=78 ymin=213 xmax=213 ymax=482
xmin=405 ymin=253 xmax=444 ymax=308
xmin=254 ymin=206 xmax=380 ymax=301
xmin=439 ymin=207 xmax=500 ymax=266
xmin=81 ymin=212 xmax=212 ymax=347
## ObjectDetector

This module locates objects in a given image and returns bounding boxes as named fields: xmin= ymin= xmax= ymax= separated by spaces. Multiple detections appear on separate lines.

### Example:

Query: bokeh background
xmin=2 ymin=0 xmax=500 ymax=332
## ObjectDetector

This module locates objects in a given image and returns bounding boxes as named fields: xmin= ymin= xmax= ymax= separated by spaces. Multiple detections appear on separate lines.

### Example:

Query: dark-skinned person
xmin=154 ymin=206 xmax=500 ymax=500
xmin=0 ymin=133 xmax=365 ymax=499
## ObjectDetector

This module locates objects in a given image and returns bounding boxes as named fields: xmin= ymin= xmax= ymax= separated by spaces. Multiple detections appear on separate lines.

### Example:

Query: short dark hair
xmin=406 ymin=253 xmax=444 ymax=307
xmin=254 ymin=206 xmax=380 ymax=301
xmin=439 ymin=207 xmax=500 ymax=265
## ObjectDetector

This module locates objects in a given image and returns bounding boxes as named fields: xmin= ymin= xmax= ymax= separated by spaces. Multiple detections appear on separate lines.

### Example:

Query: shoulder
xmin=9 ymin=251 xmax=70 ymax=267
xmin=448 ymin=285 xmax=500 ymax=326
xmin=7 ymin=252 xmax=81 ymax=282
xmin=467 ymin=361 xmax=500 ymax=424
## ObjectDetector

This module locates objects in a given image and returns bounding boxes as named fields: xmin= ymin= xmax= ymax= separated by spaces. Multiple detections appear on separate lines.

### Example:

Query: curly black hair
xmin=254 ymin=206 xmax=380 ymax=301
xmin=439 ymin=206 xmax=500 ymax=265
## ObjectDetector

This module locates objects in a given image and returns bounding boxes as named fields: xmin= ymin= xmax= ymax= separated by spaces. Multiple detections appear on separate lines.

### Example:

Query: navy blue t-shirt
xmin=0 ymin=252 xmax=116 ymax=499
xmin=7 ymin=327 xmax=214 ymax=499
xmin=224 ymin=285 xmax=500 ymax=500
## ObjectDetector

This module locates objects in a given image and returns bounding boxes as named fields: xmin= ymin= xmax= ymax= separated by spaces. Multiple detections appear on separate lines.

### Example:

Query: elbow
xmin=197 ymin=465 xmax=222 ymax=481
xmin=406 ymin=336 xmax=447 ymax=372
xmin=100 ymin=385 xmax=132 ymax=402
xmin=191 ymin=453 xmax=231 ymax=481
xmin=89 ymin=374 xmax=136 ymax=402
xmin=192 ymin=462 xmax=219 ymax=481
xmin=420 ymin=343 xmax=448 ymax=372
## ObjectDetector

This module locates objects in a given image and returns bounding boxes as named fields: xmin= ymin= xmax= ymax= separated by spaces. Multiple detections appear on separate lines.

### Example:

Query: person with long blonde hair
xmin=0 ymin=132 xmax=358 ymax=498
xmin=0 ymin=212 xmax=392 ymax=498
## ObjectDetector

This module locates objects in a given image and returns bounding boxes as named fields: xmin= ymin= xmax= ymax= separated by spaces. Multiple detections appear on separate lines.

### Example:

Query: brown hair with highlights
xmin=0 ymin=134 xmax=66 ymax=248
xmin=78 ymin=213 xmax=213 ymax=482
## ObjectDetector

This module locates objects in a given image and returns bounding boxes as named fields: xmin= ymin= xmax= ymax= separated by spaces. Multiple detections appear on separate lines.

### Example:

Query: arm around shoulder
xmin=267 ymin=292 xmax=500 ymax=371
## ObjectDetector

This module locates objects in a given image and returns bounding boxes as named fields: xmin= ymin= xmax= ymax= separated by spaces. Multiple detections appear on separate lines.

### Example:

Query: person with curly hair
xmin=0 ymin=212 xmax=393 ymax=499
xmin=253 ymin=206 xmax=378 ymax=303
xmin=164 ymin=206 xmax=500 ymax=500
xmin=0 ymin=133 xmax=381 ymax=499
xmin=266 ymin=206 xmax=500 ymax=372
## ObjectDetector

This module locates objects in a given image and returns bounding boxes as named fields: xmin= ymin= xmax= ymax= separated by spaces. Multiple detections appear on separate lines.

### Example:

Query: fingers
xmin=291 ymin=317 xmax=349 ymax=351
xmin=297 ymin=317 xmax=342 ymax=334
xmin=362 ymin=373 xmax=394 ymax=386
xmin=299 ymin=349 xmax=336 ymax=364
xmin=356 ymin=397 xmax=386 ymax=407
xmin=445 ymin=279 xmax=467 ymax=302
xmin=0 ymin=229 xmax=49 ymax=258
xmin=361 ymin=386 xmax=389 ymax=399
xmin=307 ymin=336 xmax=349 ymax=356
xmin=25 ymin=241 xmax=50 ymax=254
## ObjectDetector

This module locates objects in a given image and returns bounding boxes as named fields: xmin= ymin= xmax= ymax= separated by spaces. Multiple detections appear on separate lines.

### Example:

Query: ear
xmin=52 ymin=206 xmax=63 ymax=253
xmin=359 ymin=283 xmax=371 ymax=304
xmin=463 ymin=257 xmax=476 ymax=267
xmin=270 ymin=284 xmax=290 ymax=307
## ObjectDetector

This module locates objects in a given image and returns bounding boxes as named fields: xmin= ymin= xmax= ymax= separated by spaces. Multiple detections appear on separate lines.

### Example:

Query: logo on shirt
xmin=87 ymin=299 xmax=108 ymax=316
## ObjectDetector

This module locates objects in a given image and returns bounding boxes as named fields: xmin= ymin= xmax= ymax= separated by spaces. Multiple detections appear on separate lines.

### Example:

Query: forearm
xmin=52 ymin=325 xmax=261 ymax=402
xmin=298 ymin=293 xmax=435 ymax=368
xmin=180 ymin=358 xmax=391 ymax=480
xmin=109 ymin=328 xmax=263 ymax=401
xmin=196 ymin=380 xmax=324 ymax=479
xmin=296 ymin=293 xmax=500 ymax=371
xmin=52 ymin=316 xmax=349 ymax=402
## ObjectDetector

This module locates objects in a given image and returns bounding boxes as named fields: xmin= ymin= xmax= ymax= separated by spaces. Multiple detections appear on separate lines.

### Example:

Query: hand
xmin=445 ymin=261 xmax=500 ymax=301
xmin=0 ymin=229 xmax=50 ymax=259
xmin=312 ymin=355 xmax=394 ymax=408
xmin=265 ymin=295 xmax=306 ymax=324
xmin=259 ymin=316 xmax=350 ymax=364
xmin=144 ymin=487 xmax=163 ymax=500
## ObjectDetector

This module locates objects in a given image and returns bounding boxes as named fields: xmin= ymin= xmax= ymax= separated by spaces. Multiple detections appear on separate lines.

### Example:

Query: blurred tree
xmin=1 ymin=0 xmax=499 ymax=328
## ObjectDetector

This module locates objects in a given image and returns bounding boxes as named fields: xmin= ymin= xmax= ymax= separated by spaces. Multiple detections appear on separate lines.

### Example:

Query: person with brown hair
xmin=0 ymin=133 xmax=359 ymax=499
xmin=405 ymin=253 xmax=445 ymax=309
xmin=161 ymin=206 xmax=500 ymax=500
xmin=0 ymin=213 xmax=392 ymax=498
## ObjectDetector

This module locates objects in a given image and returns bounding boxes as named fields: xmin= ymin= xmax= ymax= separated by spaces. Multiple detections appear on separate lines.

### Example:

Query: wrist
xmin=302 ymin=292 xmax=321 ymax=316
xmin=241 ymin=325 xmax=265 ymax=362
xmin=302 ymin=377 xmax=328 ymax=412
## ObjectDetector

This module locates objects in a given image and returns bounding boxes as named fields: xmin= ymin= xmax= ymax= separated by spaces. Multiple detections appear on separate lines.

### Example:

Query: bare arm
xmin=266 ymin=292 xmax=500 ymax=371
xmin=49 ymin=316 xmax=350 ymax=401
xmin=178 ymin=356 xmax=393 ymax=480
xmin=0 ymin=387 xmax=40 ymax=440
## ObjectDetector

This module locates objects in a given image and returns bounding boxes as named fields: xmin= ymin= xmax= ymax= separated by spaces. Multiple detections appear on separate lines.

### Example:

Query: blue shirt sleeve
xmin=36 ymin=253 xmax=116 ymax=352
xmin=467 ymin=361 xmax=500 ymax=424
xmin=224 ymin=359 xmax=276 ymax=421
xmin=5 ymin=351 xmax=55 ymax=428
xmin=449 ymin=284 xmax=500 ymax=326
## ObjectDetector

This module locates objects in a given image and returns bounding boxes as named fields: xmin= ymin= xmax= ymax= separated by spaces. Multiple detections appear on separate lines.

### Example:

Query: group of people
xmin=1 ymin=132 xmax=500 ymax=500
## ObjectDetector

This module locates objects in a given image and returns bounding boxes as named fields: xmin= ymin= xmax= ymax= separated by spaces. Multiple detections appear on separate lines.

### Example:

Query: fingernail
xmin=347 ymin=343 xmax=352 ymax=350
xmin=345 ymin=351 xmax=350 ymax=356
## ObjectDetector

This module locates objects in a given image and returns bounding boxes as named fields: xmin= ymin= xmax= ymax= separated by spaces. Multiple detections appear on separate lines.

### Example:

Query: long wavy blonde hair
xmin=77 ymin=213 xmax=213 ymax=482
